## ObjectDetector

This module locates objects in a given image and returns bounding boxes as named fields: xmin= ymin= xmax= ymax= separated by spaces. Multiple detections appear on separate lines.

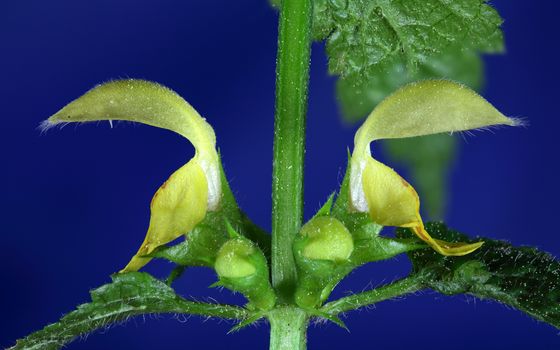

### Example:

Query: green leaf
xmin=398 ymin=222 xmax=560 ymax=329
xmin=321 ymin=0 xmax=503 ymax=79
xmin=10 ymin=273 xmax=249 ymax=350
xmin=165 ymin=265 xmax=187 ymax=286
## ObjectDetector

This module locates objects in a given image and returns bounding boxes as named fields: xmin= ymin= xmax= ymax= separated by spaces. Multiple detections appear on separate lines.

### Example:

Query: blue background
xmin=1 ymin=0 xmax=559 ymax=349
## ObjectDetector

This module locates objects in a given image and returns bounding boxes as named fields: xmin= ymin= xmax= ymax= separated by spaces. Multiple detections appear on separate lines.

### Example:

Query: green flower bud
xmin=300 ymin=216 xmax=354 ymax=261
xmin=214 ymin=237 xmax=275 ymax=311
xmin=293 ymin=216 xmax=355 ymax=309
xmin=215 ymin=239 xmax=257 ymax=278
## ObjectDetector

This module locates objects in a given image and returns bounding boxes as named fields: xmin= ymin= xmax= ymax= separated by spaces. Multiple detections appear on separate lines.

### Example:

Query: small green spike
xmin=228 ymin=312 xmax=266 ymax=334
xmin=313 ymin=193 xmax=336 ymax=218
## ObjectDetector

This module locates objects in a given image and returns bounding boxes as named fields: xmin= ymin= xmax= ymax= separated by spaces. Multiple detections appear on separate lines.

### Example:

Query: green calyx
xmin=214 ymin=237 xmax=276 ymax=311
xmin=299 ymin=216 xmax=354 ymax=262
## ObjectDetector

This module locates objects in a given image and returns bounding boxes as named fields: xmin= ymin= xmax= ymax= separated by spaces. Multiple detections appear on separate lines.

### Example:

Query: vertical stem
xmin=268 ymin=307 xmax=309 ymax=350
xmin=271 ymin=0 xmax=312 ymax=303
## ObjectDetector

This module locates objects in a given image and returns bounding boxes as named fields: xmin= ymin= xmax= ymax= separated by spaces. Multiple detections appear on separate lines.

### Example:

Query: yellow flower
xmin=42 ymin=79 xmax=221 ymax=271
xmin=349 ymin=80 xmax=520 ymax=256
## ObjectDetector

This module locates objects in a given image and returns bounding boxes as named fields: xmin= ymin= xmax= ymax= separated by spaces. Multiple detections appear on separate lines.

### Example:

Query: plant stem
xmin=321 ymin=275 xmax=424 ymax=315
xmin=268 ymin=307 xmax=309 ymax=350
xmin=271 ymin=0 xmax=312 ymax=303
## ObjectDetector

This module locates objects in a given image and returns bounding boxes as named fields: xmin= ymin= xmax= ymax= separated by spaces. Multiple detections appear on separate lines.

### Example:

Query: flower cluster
xmin=43 ymin=79 xmax=519 ymax=276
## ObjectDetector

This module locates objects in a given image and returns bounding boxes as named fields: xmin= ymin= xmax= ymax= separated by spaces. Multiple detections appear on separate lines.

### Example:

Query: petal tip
xmin=508 ymin=117 xmax=528 ymax=128
xmin=434 ymin=239 xmax=484 ymax=256
xmin=38 ymin=118 xmax=57 ymax=133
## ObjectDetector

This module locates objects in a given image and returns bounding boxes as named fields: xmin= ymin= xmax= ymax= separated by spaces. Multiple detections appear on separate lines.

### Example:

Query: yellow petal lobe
xmin=121 ymin=160 xmax=208 ymax=272
xmin=362 ymin=156 xmax=483 ymax=256
xmin=362 ymin=157 xmax=419 ymax=228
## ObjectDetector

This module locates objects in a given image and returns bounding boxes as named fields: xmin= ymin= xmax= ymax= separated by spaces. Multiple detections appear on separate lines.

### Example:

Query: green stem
xmin=321 ymin=275 xmax=424 ymax=315
xmin=271 ymin=0 xmax=312 ymax=303
xmin=268 ymin=307 xmax=309 ymax=350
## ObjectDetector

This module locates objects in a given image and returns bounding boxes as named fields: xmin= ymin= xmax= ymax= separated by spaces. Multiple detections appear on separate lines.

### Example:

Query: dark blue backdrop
xmin=1 ymin=1 xmax=559 ymax=349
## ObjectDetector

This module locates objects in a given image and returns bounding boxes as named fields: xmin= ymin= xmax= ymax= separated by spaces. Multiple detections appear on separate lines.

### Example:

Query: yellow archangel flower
xmin=42 ymin=79 xmax=221 ymax=271
xmin=349 ymin=80 xmax=521 ymax=256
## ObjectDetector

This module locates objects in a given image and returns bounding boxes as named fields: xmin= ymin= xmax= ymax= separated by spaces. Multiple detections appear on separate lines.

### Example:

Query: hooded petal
xmin=351 ymin=80 xmax=519 ymax=256
xmin=353 ymin=79 xmax=519 ymax=148
xmin=43 ymin=79 xmax=220 ymax=270
xmin=42 ymin=79 xmax=221 ymax=209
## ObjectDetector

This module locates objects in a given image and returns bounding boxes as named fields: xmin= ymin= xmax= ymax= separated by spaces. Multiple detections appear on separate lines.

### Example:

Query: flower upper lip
xmin=42 ymin=79 xmax=222 ymax=272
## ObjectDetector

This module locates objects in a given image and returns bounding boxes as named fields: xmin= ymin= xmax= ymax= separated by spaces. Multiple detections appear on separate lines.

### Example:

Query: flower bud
xmin=214 ymin=237 xmax=275 ymax=310
xmin=215 ymin=239 xmax=257 ymax=278
xmin=293 ymin=216 xmax=354 ymax=308
xmin=300 ymin=216 xmax=354 ymax=262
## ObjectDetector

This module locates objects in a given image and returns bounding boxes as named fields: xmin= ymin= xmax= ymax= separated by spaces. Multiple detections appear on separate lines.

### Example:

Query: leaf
xmin=397 ymin=222 xmax=560 ymax=329
xmin=165 ymin=266 xmax=187 ymax=286
xmin=10 ymin=273 xmax=248 ymax=350
xmin=320 ymin=0 xmax=503 ymax=79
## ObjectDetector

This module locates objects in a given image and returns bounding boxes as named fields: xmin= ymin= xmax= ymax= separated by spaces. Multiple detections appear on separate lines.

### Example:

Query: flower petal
xmin=42 ymin=79 xmax=221 ymax=209
xmin=350 ymin=80 xmax=518 ymax=256
xmin=43 ymin=79 xmax=221 ymax=271
xmin=121 ymin=159 xmax=208 ymax=272
xmin=362 ymin=157 xmax=483 ymax=256
xmin=362 ymin=157 xmax=419 ymax=227
xmin=351 ymin=80 xmax=519 ymax=212
xmin=354 ymin=79 xmax=520 ymax=147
